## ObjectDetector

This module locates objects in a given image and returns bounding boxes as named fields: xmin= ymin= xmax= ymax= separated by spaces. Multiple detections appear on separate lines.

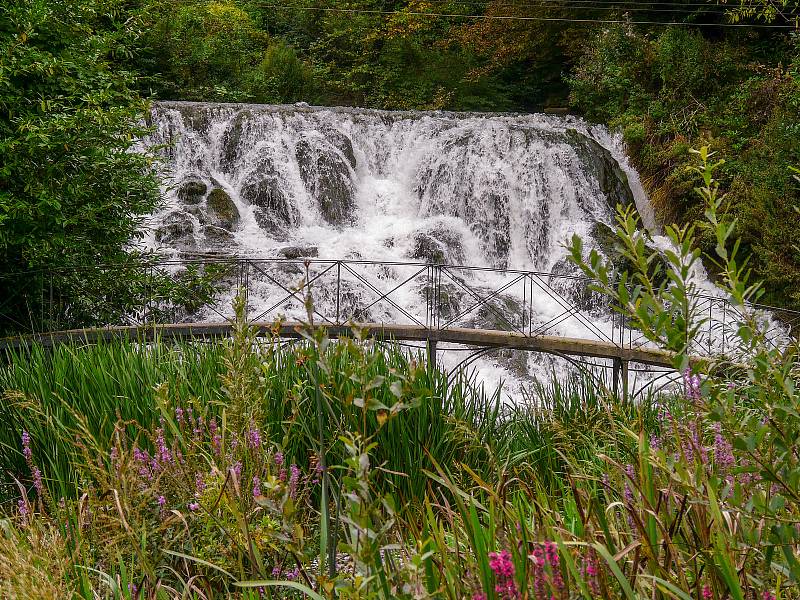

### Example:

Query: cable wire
xmin=259 ymin=2 xmax=798 ymax=27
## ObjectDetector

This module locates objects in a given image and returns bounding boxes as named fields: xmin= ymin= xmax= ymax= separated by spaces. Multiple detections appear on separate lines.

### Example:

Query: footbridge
xmin=1 ymin=256 xmax=795 ymax=397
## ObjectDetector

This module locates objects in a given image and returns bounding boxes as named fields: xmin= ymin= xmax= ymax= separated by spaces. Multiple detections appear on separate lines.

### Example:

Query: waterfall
xmin=141 ymin=101 xmax=665 ymax=396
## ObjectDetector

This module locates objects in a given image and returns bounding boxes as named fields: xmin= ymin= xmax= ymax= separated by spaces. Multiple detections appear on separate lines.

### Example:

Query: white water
xmin=138 ymin=102 xmax=717 ymax=398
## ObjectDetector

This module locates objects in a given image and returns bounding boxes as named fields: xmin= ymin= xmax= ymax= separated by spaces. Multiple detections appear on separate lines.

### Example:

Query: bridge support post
xmin=612 ymin=358 xmax=629 ymax=401
xmin=427 ymin=340 xmax=437 ymax=370
xmin=622 ymin=359 xmax=629 ymax=401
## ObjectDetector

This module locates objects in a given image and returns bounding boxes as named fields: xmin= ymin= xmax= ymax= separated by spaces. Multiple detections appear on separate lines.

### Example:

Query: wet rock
xmin=465 ymin=292 xmax=523 ymax=331
xmin=410 ymin=226 xmax=465 ymax=265
xmin=322 ymin=126 xmax=357 ymax=169
xmin=474 ymin=191 xmax=511 ymax=267
xmin=177 ymin=104 xmax=212 ymax=133
xmin=220 ymin=110 xmax=251 ymax=172
xmin=295 ymin=136 xmax=355 ymax=226
xmin=206 ymin=188 xmax=240 ymax=231
xmin=177 ymin=179 xmax=207 ymax=205
xmin=277 ymin=245 xmax=319 ymax=259
xmin=202 ymin=225 xmax=235 ymax=246
xmin=566 ymin=129 xmax=634 ymax=211
xmin=185 ymin=204 xmax=209 ymax=225
xmin=155 ymin=211 xmax=195 ymax=248
xmin=240 ymin=167 xmax=295 ymax=236
xmin=419 ymin=281 xmax=462 ymax=322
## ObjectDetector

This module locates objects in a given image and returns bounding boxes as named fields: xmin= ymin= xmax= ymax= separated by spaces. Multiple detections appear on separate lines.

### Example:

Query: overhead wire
xmin=433 ymin=0 xmax=798 ymax=15
xmin=419 ymin=0 xmax=792 ymax=10
xmin=259 ymin=2 xmax=799 ymax=27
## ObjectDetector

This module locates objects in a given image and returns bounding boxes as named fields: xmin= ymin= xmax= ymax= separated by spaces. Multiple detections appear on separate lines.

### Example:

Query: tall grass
xmin=0 ymin=335 xmax=510 ymax=503
xmin=0 ymin=341 xmax=228 ymax=499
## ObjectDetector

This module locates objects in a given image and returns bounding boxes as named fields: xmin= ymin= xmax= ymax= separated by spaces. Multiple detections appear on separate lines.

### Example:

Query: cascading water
xmin=138 ymin=101 xmax=704 ymax=397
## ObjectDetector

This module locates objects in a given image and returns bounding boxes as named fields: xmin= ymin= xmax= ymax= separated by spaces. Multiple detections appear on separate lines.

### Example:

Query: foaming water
xmin=138 ymin=102 xmax=670 ymax=398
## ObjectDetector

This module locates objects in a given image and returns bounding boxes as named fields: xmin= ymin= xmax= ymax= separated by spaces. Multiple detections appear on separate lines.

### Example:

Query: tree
xmin=0 ymin=0 xmax=161 ymax=333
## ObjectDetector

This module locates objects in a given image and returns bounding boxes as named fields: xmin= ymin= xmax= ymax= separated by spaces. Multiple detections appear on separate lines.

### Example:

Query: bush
xmin=0 ymin=0 xmax=163 ymax=334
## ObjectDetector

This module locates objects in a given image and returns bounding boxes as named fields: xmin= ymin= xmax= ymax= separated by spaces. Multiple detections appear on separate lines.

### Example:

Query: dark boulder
xmin=206 ymin=188 xmax=240 ymax=231
xmin=295 ymin=135 xmax=355 ymax=226
xmin=277 ymin=245 xmax=319 ymax=259
xmin=566 ymin=129 xmax=634 ymax=211
xmin=410 ymin=226 xmax=465 ymax=265
xmin=322 ymin=126 xmax=357 ymax=169
xmin=155 ymin=211 xmax=195 ymax=248
xmin=220 ymin=110 xmax=251 ymax=173
xmin=240 ymin=167 xmax=295 ymax=237
xmin=202 ymin=225 xmax=235 ymax=246
xmin=177 ymin=179 xmax=207 ymax=205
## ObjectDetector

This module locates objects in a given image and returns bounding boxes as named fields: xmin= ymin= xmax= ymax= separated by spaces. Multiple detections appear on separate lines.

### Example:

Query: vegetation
xmin=1 ymin=152 xmax=799 ymax=598
xmin=2 ymin=0 xmax=800 ymax=596
xmin=0 ymin=0 xmax=164 ymax=331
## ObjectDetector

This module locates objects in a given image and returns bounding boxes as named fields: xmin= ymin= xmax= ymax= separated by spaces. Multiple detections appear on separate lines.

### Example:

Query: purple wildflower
xmin=175 ymin=406 xmax=184 ymax=426
xmin=763 ymin=592 xmax=775 ymax=600
xmin=273 ymin=451 xmax=284 ymax=467
xmin=248 ymin=425 xmax=261 ymax=449
xmin=17 ymin=499 xmax=29 ymax=524
xmin=712 ymin=423 xmax=734 ymax=473
xmin=531 ymin=545 xmax=546 ymax=600
xmin=278 ymin=468 xmax=287 ymax=482
xmin=21 ymin=431 xmax=32 ymax=464
xmin=649 ymin=433 xmax=661 ymax=452
xmin=702 ymin=585 xmax=712 ymax=599
xmin=289 ymin=464 xmax=300 ymax=499
xmin=210 ymin=419 xmax=221 ymax=454
xmin=232 ymin=461 xmax=243 ymax=480
xmin=271 ymin=566 xmax=281 ymax=578
xmin=582 ymin=552 xmax=600 ymax=596
xmin=252 ymin=476 xmax=262 ymax=498
xmin=544 ymin=541 xmax=564 ymax=594
xmin=472 ymin=594 xmax=488 ymax=600
xmin=623 ymin=464 xmax=635 ymax=504
xmin=286 ymin=567 xmax=299 ymax=581
xmin=157 ymin=495 xmax=166 ymax=510
xmin=489 ymin=550 xmax=518 ymax=599
xmin=128 ymin=582 xmax=139 ymax=598
xmin=155 ymin=428 xmax=172 ymax=465
xmin=32 ymin=466 xmax=43 ymax=496
xmin=683 ymin=368 xmax=701 ymax=403
xmin=195 ymin=472 xmax=206 ymax=494
xmin=188 ymin=501 xmax=200 ymax=512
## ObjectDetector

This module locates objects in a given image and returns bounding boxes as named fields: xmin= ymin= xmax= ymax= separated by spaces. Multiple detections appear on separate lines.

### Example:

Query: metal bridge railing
xmin=2 ymin=256 xmax=797 ymax=358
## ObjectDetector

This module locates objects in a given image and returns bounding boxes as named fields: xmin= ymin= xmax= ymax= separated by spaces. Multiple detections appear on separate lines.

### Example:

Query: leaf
xmin=593 ymin=543 xmax=637 ymax=600
xmin=162 ymin=550 xmax=234 ymax=580
xmin=234 ymin=580 xmax=327 ymax=600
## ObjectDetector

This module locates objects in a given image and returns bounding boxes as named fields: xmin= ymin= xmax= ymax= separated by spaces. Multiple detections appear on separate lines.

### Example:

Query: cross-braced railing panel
xmin=4 ymin=257 xmax=798 ymax=360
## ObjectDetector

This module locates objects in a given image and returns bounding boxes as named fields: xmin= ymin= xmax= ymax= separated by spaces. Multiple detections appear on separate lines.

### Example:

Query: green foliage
xmin=0 ymin=0 xmax=165 ymax=332
xmin=136 ymin=0 xmax=314 ymax=104
xmin=569 ymin=25 xmax=800 ymax=309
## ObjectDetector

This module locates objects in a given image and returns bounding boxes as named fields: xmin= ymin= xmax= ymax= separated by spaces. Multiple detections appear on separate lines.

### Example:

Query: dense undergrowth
xmin=2 ymin=154 xmax=800 ymax=598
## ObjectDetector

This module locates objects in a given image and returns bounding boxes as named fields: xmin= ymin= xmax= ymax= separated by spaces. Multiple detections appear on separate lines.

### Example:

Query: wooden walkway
xmin=0 ymin=321 xmax=674 ymax=367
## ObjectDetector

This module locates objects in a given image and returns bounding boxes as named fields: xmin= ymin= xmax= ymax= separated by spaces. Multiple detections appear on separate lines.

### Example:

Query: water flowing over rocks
xmin=142 ymin=101 xmax=658 ymax=397
xmin=295 ymin=133 xmax=356 ymax=226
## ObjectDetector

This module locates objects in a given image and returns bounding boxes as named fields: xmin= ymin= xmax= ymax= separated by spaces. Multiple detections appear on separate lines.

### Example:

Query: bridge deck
xmin=0 ymin=322 xmax=674 ymax=367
